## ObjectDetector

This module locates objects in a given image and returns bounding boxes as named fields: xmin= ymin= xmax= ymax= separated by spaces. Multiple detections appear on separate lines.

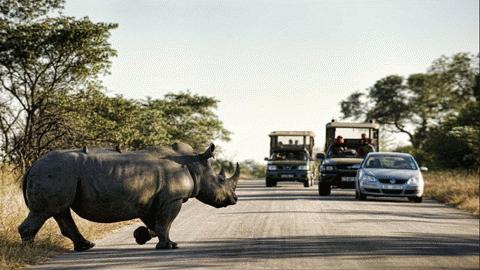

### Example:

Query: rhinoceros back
xmin=25 ymin=148 xmax=193 ymax=223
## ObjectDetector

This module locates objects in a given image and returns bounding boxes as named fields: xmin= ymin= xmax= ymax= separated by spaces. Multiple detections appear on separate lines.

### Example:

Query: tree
xmin=145 ymin=92 xmax=231 ymax=150
xmin=340 ymin=52 xmax=479 ymax=149
xmin=0 ymin=1 xmax=117 ymax=169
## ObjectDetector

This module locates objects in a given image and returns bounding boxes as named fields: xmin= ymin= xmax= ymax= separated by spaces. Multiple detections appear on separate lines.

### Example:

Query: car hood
xmin=323 ymin=158 xmax=363 ymax=165
xmin=363 ymin=168 xmax=419 ymax=179
xmin=268 ymin=160 xmax=308 ymax=166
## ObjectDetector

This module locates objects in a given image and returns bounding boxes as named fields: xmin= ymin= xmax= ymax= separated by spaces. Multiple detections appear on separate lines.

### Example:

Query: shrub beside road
xmin=423 ymin=170 xmax=479 ymax=216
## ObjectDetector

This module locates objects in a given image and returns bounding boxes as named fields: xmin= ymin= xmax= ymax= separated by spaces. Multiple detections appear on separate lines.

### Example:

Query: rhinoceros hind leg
xmin=133 ymin=226 xmax=152 ymax=245
xmin=154 ymin=199 xmax=182 ymax=249
xmin=53 ymin=209 xmax=94 ymax=252
xmin=18 ymin=212 xmax=49 ymax=243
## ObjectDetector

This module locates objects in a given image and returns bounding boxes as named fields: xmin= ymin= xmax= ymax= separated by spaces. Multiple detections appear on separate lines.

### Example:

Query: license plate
xmin=281 ymin=174 xmax=294 ymax=178
xmin=382 ymin=184 xmax=395 ymax=189
xmin=342 ymin=177 xmax=355 ymax=182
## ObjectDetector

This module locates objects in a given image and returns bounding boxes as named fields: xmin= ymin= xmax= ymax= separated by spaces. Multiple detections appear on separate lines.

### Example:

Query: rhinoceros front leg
xmin=155 ymin=199 xmax=182 ymax=249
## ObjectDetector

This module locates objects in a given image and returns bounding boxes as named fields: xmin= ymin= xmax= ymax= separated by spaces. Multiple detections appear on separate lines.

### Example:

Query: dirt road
xmin=32 ymin=180 xmax=479 ymax=269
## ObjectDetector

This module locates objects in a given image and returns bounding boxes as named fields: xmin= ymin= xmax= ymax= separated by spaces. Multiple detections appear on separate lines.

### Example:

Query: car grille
xmin=378 ymin=179 xmax=408 ymax=185
xmin=276 ymin=165 xmax=298 ymax=170
xmin=404 ymin=190 xmax=417 ymax=195
xmin=365 ymin=188 xmax=381 ymax=193
xmin=336 ymin=164 xmax=358 ymax=170
xmin=382 ymin=189 xmax=403 ymax=195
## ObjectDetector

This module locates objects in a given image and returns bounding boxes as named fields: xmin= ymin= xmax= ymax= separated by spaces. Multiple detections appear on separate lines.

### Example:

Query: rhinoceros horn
xmin=228 ymin=163 xmax=240 ymax=189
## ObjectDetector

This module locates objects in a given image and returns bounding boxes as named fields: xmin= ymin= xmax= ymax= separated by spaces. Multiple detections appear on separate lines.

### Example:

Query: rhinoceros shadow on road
xmin=38 ymin=233 xmax=479 ymax=269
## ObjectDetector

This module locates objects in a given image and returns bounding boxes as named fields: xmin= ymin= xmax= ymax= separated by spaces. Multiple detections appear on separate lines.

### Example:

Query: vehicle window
xmin=271 ymin=151 xmax=307 ymax=161
xmin=326 ymin=145 xmax=362 ymax=158
xmin=364 ymin=156 xmax=417 ymax=170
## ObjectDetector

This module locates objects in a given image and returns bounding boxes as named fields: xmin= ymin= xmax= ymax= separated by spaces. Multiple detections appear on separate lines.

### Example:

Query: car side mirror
xmin=264 ymin=157 xmax=269 ymax=161
xmin=420 ymin=166 xmax=428 ymax=172
xmin=316 ymin=153 xmax=325 ymax=160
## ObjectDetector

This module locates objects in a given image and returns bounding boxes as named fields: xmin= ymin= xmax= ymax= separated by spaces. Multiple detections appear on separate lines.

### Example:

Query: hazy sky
xmin=64 ymin=0 xmax=479 ymax=162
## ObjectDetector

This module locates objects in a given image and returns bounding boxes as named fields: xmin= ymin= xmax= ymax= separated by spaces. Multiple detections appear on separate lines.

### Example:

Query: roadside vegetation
xmin=423 ymin=170 xmax=479 ymax=216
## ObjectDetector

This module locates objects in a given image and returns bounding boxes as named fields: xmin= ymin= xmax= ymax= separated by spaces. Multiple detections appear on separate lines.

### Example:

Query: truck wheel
xmin=303 ymin=180 xmax=310 ymax=188
xmin=266 ymin=179 xmax=272 ymax=187
xmin=318 ymin=183 xmax=331 ymax=196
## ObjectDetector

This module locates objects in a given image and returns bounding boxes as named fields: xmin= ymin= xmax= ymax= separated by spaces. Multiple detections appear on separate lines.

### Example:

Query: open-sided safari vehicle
xmin=317 ymin=120 xmax=380 ymax=196
xmin=265 ymin=131 xmax=317 ymax=187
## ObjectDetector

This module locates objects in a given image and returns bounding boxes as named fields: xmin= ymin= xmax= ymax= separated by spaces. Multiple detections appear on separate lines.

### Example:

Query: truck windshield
xmin=270 ymin=151 xmax=307 ymax=161
xmin=326 ymin=145 xmax=365 ymax=158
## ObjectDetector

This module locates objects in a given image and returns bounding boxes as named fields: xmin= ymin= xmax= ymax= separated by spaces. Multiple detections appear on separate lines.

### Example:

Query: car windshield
xmin=270 ymin=151 xmax=307 ymax=161
xmin=326 ymin=144 xmax=371 ymax=158
xmin=364 ymin=155 xmax=418 ymax=170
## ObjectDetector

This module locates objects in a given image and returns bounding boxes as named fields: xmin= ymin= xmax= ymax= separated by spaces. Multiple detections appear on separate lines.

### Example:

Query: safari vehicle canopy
xmin=324 ymin=120 xmax=380 ymax=152
xmin=269 ymin=131 xmax=315 ymax=157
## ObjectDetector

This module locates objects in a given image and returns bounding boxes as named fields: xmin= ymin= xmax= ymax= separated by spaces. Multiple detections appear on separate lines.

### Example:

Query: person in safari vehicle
xmin=317 ymin=121 xmax=380 ymax=196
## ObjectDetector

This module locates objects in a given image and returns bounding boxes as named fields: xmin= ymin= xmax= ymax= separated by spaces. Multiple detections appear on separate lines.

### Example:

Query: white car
xmin=355 ymin=152 xmax=427 ymax=202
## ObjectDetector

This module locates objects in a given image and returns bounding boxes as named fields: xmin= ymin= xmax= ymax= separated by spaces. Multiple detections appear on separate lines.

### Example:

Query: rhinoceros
xmin=18 ymin=142 xmax=240 ymax=251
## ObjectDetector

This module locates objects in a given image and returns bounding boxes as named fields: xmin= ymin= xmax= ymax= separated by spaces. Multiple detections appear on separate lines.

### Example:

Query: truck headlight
xmin=298 ymin=165 xmax=308 ymax=170
xmin=267 ymin=165 xmax=277 ymax=170
xmin=321 ymin=165 xmax=334 ymax=172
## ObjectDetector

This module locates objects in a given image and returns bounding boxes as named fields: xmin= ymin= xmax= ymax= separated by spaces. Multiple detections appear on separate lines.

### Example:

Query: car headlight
xmin=321 ymin=165 xmax=334 ymax=172
xmin=407 ymin=177 xmax=419 ymax=185
xmin=267 ymin=165 xmax=277 ymax=170
xmin=361 ymin=174 xmax=377 ymax=182
xmin=298 ymin=165 xmax=308 ymax=170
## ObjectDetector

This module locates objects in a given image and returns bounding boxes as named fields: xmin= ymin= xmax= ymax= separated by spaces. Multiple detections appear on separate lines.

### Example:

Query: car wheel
xmin=272 ymin=181 xmax=277 ymax=187
xmin=357 ymin=190 xmax=367 ymax=201
xmin=410 ymin=196 xmax=422 ymax=203
xmin=318 ymin=182 xmax=331 ymax=196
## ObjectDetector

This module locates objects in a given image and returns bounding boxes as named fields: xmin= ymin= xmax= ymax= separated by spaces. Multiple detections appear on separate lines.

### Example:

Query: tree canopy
xmin=0 ymin=1 xmax=230 ymax=170
xmin=340 ymin=52 xmax=479 ymax=169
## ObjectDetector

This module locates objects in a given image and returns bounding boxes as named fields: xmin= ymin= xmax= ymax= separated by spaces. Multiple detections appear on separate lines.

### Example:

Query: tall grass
xmin=423 ymin=170 xmax=479 ymax=216
xmin=0 ymin=168 xmax=134 ymax=269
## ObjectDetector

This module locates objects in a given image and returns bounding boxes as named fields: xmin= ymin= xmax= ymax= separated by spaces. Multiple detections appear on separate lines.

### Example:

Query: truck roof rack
xmin=269 ymin=131 xmax=316 ymax=136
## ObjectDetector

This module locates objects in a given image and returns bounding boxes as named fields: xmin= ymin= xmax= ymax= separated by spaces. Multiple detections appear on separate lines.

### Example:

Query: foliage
xmin=0 ymin=1 xmax=117 ymax=170
xmin=212 ymin=159 xmax=266 ymax=179
xmin=340 ymin=52 xmax=479 ymax=169
xmin=0 ymin=2 xmax=230 ymax=171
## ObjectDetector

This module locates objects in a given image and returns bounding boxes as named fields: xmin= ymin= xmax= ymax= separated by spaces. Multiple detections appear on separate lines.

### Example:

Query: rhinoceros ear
xmin=199 ymin=143 xmax=215 ymax=160
xmin=228 ymin=162 xmax=240 ymax=189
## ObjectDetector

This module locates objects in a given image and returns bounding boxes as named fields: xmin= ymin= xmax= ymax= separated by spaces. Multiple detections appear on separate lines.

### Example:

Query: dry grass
xmin=423 ymin=170 xmax=479 ymax=216
xmin=0 ymin=168 xmax=135 ymax=269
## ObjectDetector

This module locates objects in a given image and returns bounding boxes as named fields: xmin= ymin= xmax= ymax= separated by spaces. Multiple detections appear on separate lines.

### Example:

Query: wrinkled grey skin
xmin=18 ymin=142 xmax=240 ymax=251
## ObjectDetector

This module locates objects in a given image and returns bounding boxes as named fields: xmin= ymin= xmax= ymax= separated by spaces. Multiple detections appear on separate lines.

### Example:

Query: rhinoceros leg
xmin=53 ymin=209 xmax=95 ymax=251
xmin=18 ymin=211 xmax=49 ymax=243
xmin=134 ymin=217 xmax=157 ymax=245
xmin=155 ymin=199 xmax=182 ymax=249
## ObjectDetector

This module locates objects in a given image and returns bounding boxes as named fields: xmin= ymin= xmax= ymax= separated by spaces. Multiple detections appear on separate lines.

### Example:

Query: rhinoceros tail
xmin=22 ymin=166 xmax=32 ymax=207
